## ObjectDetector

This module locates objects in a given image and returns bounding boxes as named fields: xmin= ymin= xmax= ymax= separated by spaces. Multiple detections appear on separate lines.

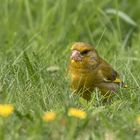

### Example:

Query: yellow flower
xmin=43 ymin=112 xmax=56 ymax=122
xmin=0 ymin=104 xmax=14 ymax=117
xmin=68 ymin=108 xmax=87 ymax=119
xmin=136 ymin=115 xmax=140 ymax=125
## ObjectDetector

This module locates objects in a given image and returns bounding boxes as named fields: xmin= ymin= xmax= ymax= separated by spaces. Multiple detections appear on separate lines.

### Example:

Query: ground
xmin=0 ymin=0 xmax=140 ymax=140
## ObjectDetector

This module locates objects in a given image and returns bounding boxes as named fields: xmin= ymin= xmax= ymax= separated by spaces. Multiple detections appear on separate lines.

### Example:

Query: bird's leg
xmin=81 ymin=90 xmax=92 ymax=101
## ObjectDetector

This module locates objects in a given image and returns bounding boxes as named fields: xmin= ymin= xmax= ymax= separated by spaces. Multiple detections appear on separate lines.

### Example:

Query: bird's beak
xmin=70 ymin=50 xmax=82 ymax=61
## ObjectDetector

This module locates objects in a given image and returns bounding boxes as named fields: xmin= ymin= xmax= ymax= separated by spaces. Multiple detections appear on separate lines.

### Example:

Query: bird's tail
xmin=113 ymin=78 xmax=128 ymax=88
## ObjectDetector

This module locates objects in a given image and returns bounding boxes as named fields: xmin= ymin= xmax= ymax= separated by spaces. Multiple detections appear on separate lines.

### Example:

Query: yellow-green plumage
xmin=69 ymin=42 xmax=124 ymax=101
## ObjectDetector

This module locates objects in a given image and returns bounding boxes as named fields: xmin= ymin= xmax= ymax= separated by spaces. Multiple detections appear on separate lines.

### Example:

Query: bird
xmin=68 ymin=42 xmax=127 ymax=101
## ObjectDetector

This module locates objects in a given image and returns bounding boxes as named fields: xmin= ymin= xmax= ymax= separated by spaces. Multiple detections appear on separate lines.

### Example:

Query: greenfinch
xmin=68 ymin=42 xmax=126 ymax=101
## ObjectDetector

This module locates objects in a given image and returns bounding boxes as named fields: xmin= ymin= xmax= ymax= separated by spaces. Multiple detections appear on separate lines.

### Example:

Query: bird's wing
xmin=100 ymin=66 xmax=118 ymax=82
xmin=98 ymin=58 xmax=120 ymax=83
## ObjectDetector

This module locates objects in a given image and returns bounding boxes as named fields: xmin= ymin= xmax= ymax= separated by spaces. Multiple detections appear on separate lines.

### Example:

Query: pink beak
xmin=70 ymin=50 xmax=82 ymax=61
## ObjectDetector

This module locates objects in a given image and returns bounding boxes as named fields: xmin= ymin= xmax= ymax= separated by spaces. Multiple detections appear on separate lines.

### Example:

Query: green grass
xmin=0 ymin=0 xmax=140 ymax=139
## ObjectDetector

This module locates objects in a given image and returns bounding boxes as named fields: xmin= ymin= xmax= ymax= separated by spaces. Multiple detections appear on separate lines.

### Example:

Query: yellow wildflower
xmin=0 ymin=104 xmax=14 ymax=117
xmin=68 ymin=108 xmax=87 ymax=119
xmin=136 ymin=115 xmax=140 ymax=125
xmin=43 ymin=112 xmax=56 ymax=122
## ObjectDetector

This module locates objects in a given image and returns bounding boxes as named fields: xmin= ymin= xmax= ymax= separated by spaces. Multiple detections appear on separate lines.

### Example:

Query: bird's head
xmin=70 ymin=42 xmax=100 ymax=69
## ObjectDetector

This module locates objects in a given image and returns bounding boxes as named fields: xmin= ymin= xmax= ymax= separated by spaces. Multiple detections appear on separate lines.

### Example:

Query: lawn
xmin=0 ymin=0 xmax=140 ymax=139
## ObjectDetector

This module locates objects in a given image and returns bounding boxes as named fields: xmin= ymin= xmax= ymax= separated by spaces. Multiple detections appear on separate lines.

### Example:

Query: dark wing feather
xmin=98 ymin=58 xmax=118 ymax=82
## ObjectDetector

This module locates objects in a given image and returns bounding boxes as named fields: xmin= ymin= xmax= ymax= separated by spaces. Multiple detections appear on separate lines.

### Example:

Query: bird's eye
xmin=80 ymin=50 xmax=89 ymax=55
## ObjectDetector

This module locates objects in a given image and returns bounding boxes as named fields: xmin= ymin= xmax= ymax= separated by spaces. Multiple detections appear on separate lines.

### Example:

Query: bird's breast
xmin=69 ymin=66 xmax=97 ymax=91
